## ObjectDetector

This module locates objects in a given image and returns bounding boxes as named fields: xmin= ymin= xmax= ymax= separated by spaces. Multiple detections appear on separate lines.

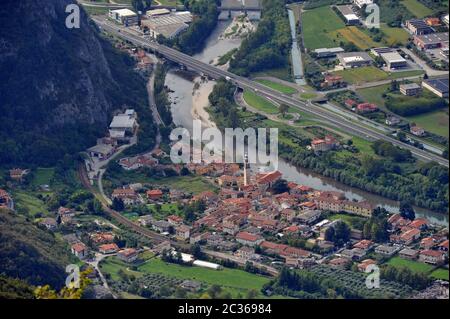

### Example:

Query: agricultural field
xmin=401 ymin=0 xmax=434 ymax=18
xmin=256 ymin=79 xmax=298 ymax=95
xmin=335 ymin=67 xmax=423 ymax=85
xmin=330 ymin=26 xmax=378 ymax=50
xmin=380 ymin=24 xmax=411 ymax=46
xmin=356 ymin=84 xmax=390 ymax=108
xmin=430 ymin=268 xmax=449 ymax=281
xmin=386 ymin=257 xmax=435 ymax=274
xmin=406 ymin=109 xmax=449 ymax=138
xmin=12 ymin=190 xmax=50 ymax=217
xmin=243 ymin=90 xmax=279 ymax=114
xmin=31 ymin=168 xmax=55 ymax=186
xmin=302 ymin=6 xmax=346 ymax=50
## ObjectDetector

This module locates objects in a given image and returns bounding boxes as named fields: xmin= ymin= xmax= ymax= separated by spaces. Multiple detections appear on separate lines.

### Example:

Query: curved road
xmin=93 ymin=17 xmax=448 ymax=167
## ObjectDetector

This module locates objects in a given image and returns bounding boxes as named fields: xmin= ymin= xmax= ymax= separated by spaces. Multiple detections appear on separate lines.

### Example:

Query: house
xmin=9 ymin=169 xmax=28 ymax=182
xmin=353 ymin=239 xmax=373 ymax=251
xmin=329 ymin=257 xmax=351 ymax=269
xmin=419 ymin=250 xmax=446 ymax=265
xmin=311 ymin=136 xmax=339 ymax=152
xmin=175 ymin=225 xmax=191 ymax=241
xmin=167 ymin=215 xmax=183 ymax=226
xmin=410 ymin=126 xmax=426 ymax=137
xmin=180 ymin=280 xmax=202 ymax=292
xmin=147 ymin=189 xmax=163 ymax=201
xmin=117 ymin=248 xmax=139 ymax=263
xmin=152 ymin=220 xmax=171 ymax=233
xmin=438 ymin=240 xmax=449 ymax=252
xmin=58 ymin=206 xmax=75 ymax=218
xmin=409 ymin=218 xmax=428 ymax=230
xmin=98 ymin=243 xmax=119 ymax=254
xmin=256 ymin=171 xmax=282 ymax=189
xmin=138 ymin=215 xmax=154 ymax=227
xmin=388 ymin=213 xmax=410 ymax=230
xmin=91 ymin=232 xmax=115 ymax=245
xmin=235 ymin=232 xmax=264 ymax=247
xmin=420 ymin=237 xmax=436 ymax=250
xmin=357 ymin=259 xmax=377 ymax=272
xmin=342 ymin=201 xmax=373 ymax=217
xmin=322 ymin=74 xmax=343 ymax=88
xmin=341 ymin=248 xmax=366 ymax=261
xmin=414 ymin=32 xmax=449 ymax=50
xmin=356 ymin=103 xmax=378 ymax=114
xmin=112 ymin=188 xmax=139 ymax=205
xmin=235 ymin=246 xmax=260 ymax=261
xmin=109 ymin=9 xmax=139 ymax=26
xmin=375 ymin=244 xmax=398 ymax=257
xmin=71 ymin=243 xmax=88 ymax=259
xmin=0 ymin=189 xmax=13 ymax=210
xmin=406 ymin=19 xmax=435 ymax=35
xmin=399 ymin=248 xmax=419 ymax=260
xmin=337 ymin=52 xmax=373 ymax=68
xmin=399 ymin=228 xmax=421 ymax=245
xmin=39 ymin=217 xmax=58 ymax=230
xmin=400 ymin=83 xmax=422 ymax=97
xmin=385 ymin=116 xmax=401 ymax=126
xmin=422 ymin=77 xmax=449 ymax=98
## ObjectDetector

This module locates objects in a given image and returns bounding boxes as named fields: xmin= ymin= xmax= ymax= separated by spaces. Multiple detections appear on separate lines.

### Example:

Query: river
xmin=164 ymin=20 xmax=448 ymax=226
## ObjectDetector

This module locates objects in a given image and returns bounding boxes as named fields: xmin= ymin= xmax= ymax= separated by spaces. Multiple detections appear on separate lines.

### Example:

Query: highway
xmin=93 ymin=18 xmax=449 ymax=168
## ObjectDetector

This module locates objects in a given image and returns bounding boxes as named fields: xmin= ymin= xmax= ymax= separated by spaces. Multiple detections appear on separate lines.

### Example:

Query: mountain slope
xmin=0 ymin=0 xmax=155 ymax=166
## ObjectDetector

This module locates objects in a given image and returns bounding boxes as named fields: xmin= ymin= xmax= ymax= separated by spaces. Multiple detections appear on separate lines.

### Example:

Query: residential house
xmin=147 ymin=189 xmax=163 ymax=201
xmin=329 ymin=257 xmax=351 ymax=269
xmin=399 ymin=248 xmax=419 ymax=260
xmin=357 ymin=259 xmax=377 ymax=272
xmin=117 ymin=248 xmax=139 ymax=263
xmin=311 ymin=136 xmax=339 ymax=152
xmin=39 ymin=217 xmax=58 ymax=230
xmin=175 ymin=225 xmax=191 ymax=241
xmin=112 ymin=188 xmax=139 ymax=206
xmin=98 ymin=243 xmax=120 ymax=254
xmin=235 ymin=232 xmax=264 ymax=247
xmin=296 ymin=210 xmax=322 ymax=225
xmin=356 ymin=103 xmax=378 ymax=114
xmin=71 ymin=243 xmax=88 ymax=259
xmin=374 ymin=244 xmax=398 ymax=257
xmin=419 ymin=250 xmax=446 ymax=265
xmin=410 ymin=126 xmax=426 ymax=137
xmin=152 ymin=220 xmax=171 ymax=233
xmin=9 ymin=169 xmax=28 ymax=182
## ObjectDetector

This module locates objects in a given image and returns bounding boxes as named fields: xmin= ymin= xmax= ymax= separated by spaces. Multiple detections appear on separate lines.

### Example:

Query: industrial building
xmin=422 ymin=77 xmax=449 ymax=98
xmin=414 ymin=32 xmax=449 ymax=50
xmin=141 ymin=11 xmax=193 ymax=39
xmin=336 ymin=5 xmax=360 ymax=25
xmin=314 ymin=47 xmax=345 ymax=58
xmin=380 ymin=51 xmax=407 ymax=70
xmin=109 ymin=9 xmax=139 ymax=26
xmin=405 ymin=19 xmax=435 ymax=35
xmin=337 ymin=51 xmax=373 ymax=68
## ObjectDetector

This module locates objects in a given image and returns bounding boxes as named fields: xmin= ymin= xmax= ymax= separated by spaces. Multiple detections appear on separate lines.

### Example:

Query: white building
xmin=109 ymin=109 xmax=138 ymax=141
xmin=109 ymin=9 xmax=139 ymax=26
xmin=353 ymin=0 xmax=373 ymax=8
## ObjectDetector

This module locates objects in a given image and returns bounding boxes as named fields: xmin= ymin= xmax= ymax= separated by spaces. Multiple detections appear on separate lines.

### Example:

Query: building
xmin=296 ymin=210 xmax=322 ymax=225
xmin=336 ymin=5 xmax=360 ymax=25
xmin=314 ymin=47 xmax=345 ymax=58
xmin=147 ymin=189 xmax=163 ymax=201
xmin=311 ymin=136 xmax=339 ymax=152
xmin=88 ymin=144 xmax=115 ymax=161
xmin=98 ymin=243 xmax=119 ymax=254
xmin=425 ymin=17 xmax=441 ymax=27
xmin=322 ymin=74 xmax=343 ymax=87
xmin=443 ymin=14 xmax=449 ymax=26
xmin=109 ymin=9 xmax=139 ymax=26
xmin=419 ymin=250 xmax=446 ymax=265
xmin=385 ymin=116 xmax=401 ymax=126
xmin=337 ymin=52 xmax=373 ymax=68
xmin=374 ymin=244 xmax=398 ymax=257
xmin=175 ymin=225 xmax=191 ymax=241
xmin=400 ymin=83 xmax=422 ymax=96
xmin=146 ymin=8 xmax=171 ymax=18
xmin=355 ymin=103 xmax=378 ymax=114
xmin=0 ymin=189 xmax=13 ymax=210
xmin=410 ymin=126 xmax=426 ymax=137
xmin=399 ymin=228 xmax=421 ymax=245
xmin=422 ymin=77 xmax=449 ymax=98
xmin=343 ymin=201 xmax=373 ymax=217
xmin=117 ymin=248 xmax=139 ymax=263
xmin=112 ymin=188 xmax=139 ymax=205
xmin=39 ymin=217 xmax=58 ymax=230
xmin=353 ymin=0 xmax=373 ymax=8
xmin=235 ymin=232 xmax=264 ymax=247
xmin=9 ymin=168 xmax=28 ymax=182
xmin=109 ymin=109 xmax=138 ymax=140
xmin=406 ymin=19 xmax=435 ymax=35
xmin=357 ymin=259 xmax=377 ymax=272
xmin=152 ymin=220 xmax=171 ymax=233
xmin=414 ymin=32 xmax=449 ymax=50
xmin=380 ymin=51 xmax=407 ymax=70
xmin=399 ymin=248 xmax=419 ymax=260
xmin=141 ymin=11 xmax=193 ymax=39
xmin=370 ymin=47 xmax=395 ymax=57
xmin=71 ymin=243 xmax=88 ymax=259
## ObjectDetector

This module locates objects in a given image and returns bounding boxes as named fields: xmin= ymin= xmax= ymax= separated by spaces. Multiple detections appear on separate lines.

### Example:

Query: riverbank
xmin=192 ymin=77 xmax=216 ymax=128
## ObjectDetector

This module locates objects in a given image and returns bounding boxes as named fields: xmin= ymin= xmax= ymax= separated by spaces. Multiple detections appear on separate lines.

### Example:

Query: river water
xmin=164 ymin=21 xmax=448 ymax=226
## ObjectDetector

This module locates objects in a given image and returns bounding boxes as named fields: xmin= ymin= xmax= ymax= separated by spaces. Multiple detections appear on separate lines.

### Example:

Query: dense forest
xmin=229 ymin=0 xmax=291 ymax=76
xmin=0 ymin=210 xmax=75 ymax=289
xmin=153 ymin=64 xmax=174 ymax=126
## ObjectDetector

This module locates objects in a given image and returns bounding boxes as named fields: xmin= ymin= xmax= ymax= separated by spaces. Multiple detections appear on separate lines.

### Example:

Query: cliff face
xmin=0 ymin=0 xmax=150 ymax=165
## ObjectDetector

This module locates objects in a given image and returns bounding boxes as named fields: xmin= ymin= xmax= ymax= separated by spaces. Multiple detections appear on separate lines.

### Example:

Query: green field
xmin=387 ymin=257 xmax=434 ymax=273
xmin=31 ymin=168 xmax=55 ymax=186
xmin=100 ymin=256 xmax=273 ymax=298
xmin=328 ymin=213 xmax=366 ymax=228
xmin=13 ymin=191 xmax=49 ymax=216
xmin=357 ymin=84 xmax=390 ymax=107
xmin=145 ymin=176 xmax=216 ymax=195
xmin=256 ymin=79 xmax=298 ymax=95
xmin=330 ymin=26 xmax=378 ymax=50
xmin=335 ymin=67 xmax=423 ymax=85
xmin=401 ymin=0 xmax=434 ymax=18
xmin=430 ymin=268 xmax=449 ymax=281
xmin=406 ymin=109 xmax=449 ymax=138
xmin=380 ymin=24 xmax=411 ymax=46
xmin=302 ymin=6 xmax=346 ymax=49
xmin=243 ymin=90 xmax=279 ymax=114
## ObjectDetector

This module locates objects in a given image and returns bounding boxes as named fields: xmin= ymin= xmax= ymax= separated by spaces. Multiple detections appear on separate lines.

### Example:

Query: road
xmin=93 ymin=17 xmax=449 ymax=167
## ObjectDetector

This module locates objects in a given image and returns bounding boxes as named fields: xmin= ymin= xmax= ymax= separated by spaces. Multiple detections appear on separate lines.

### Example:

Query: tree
xmin=399 ymin=201 xmax=416 ymax=220
xmin=207 ymin=285 xmax=222 ymax=299
xmin=272 ymin=179 xmax=289 ymax=194
xmin=112 ymin=197 xmax=125 ymax=211
xmin=279 ymin=104 xmax=289 ymax=117
xmin=246 ymin=289 xmax=258 ymax=299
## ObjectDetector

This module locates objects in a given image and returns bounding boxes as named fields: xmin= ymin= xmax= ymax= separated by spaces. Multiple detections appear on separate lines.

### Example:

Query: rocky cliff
xmin=0 ymin=0 xmax=152 ymax=165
